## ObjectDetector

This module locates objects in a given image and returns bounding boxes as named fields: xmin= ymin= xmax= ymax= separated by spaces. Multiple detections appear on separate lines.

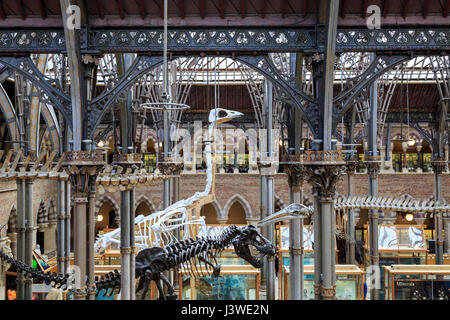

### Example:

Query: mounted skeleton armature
xmin=134 ymin=224 xmax=275 ymax=300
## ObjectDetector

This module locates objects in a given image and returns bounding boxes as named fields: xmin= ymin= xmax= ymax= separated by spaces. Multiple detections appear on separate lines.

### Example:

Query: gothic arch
xmin=139 ymin=129 xmax=159 ymax=153
xmin=94 ymin=194 xmax=120 ymax=218
xmin=223 ymin=194 xmax=252 ymax=222
xmin=135 ymin=194 xmax=156 ymax=216
xmin=5 ymin=205 xmax=17 ymax=235
xmin=200 ymin=200 xmax=223 ymax=224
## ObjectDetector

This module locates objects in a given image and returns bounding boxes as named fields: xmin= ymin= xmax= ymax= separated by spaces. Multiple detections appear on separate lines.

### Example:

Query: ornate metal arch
xmin=332 ymin=54 xmax=411 ymax=130
xmin=87 ymin=55 xmax=165 ymax=139
xmin=0 ymin=56 xmax=72 ymax=128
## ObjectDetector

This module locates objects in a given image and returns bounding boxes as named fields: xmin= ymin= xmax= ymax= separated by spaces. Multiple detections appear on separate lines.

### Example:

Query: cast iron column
xmin=431 ymin=157 xmax=446 ymax=264
xmin=15 ymin=178 xmax=25 ymax=300
xmin=24 ymin=178 xmax=34 ymax=300
xmin=57 ymin=180 xmax=66 ymax=273
xmin=86 ymin=185 xmax=96 ymax=300
xmin=64 ymin=181 xmax=71 ymax=273
xmin=364 ymin=77 xmax=382 ymax=300
xmin=285 ymin=160 xmax=306 ymax=300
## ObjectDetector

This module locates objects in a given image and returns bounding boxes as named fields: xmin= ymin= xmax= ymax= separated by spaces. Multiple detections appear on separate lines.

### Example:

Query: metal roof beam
xmin=16 ymin=0 xmax=25 ymax=20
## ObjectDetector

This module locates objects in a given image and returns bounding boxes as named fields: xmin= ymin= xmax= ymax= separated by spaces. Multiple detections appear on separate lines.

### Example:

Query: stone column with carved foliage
xmin=303 ymin=149 xmax=345 ymax=300
xmin=283 ymin=155 xmax=307 ymax=300
xmin=63 ymin=149 xmax=105 ymax=300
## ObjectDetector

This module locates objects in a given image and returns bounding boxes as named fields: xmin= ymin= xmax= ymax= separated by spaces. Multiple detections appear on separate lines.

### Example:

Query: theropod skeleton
xmin=258 ymin=195 xmax=450 ymax=244
xmin=94 ymin=108 xmax=243 ymax=252
xmin=0 ymin=224 xmax=275 ymax=300
xmin=135 ymin=225 xmax=275 ymax=300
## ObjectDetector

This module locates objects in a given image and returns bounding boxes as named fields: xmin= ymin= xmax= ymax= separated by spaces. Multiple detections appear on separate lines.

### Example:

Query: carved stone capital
xmin=82 ymin=54 xmax=100 ymax=66
xmin=63 ymin=150 xmax=104 ymax=198
xmin=345 ymin=160 xmax=358 ymax=175
xmin=431 ymin=156 xmax=447 ymax=175
xmin=305 ymin=164 xmax=345 ymax=202
xmin=120 ymin=247 xmax=132 ymax=255
xmin=157 ymin=157 xmax=183 ymax=176
xmin=321 ymin=286 xmax=336 ymax=299
xmin=112 ymin=153 xmax=143 ymax=167
xmin=289 ymin=246 xmax=304 ymax=255
xmin=364 ymin=155 xmax=382 ymax=179
xmin=283 ymin=155 xmax=307 ymax=188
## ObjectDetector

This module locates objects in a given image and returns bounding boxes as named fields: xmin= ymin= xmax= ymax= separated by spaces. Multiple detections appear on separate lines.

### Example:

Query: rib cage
xmin=164 ymin=225 xmax=241 ymax=278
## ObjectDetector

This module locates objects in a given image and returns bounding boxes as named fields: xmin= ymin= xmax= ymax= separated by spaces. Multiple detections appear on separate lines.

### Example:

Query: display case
xmin=365 ymin=225 xmax=428 ymax=300
xmin=276 ymin=225 xmax=338 ymax=267
xmin=426 ymin=254 xmax=450 ymax=265
xmin=365 ymin=225 xmax=428 ymax=264
xmin=383 ymin=265 xmax=450 ymax=300
xmin=179 ymin=264 xmax=260 ymax=300
xmin=282 ymin=265 xmax=364 ymax=300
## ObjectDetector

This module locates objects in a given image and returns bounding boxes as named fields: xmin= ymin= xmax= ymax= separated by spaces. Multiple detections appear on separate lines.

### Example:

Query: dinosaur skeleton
xmin=95 ymin=108 xmax=243 ymax=251
xmin=0 ymin=248 xmax=121 ymax=298
xmin=134 ymin=224 xmax=275 ymax=300
xmin=0 ymin=224 xmax=275 ymax=300
xmin=258 ymin=195 xmax=450 ymax=244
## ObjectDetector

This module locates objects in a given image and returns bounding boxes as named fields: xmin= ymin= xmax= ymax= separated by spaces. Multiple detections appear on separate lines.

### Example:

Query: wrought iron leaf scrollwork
xmin=87 ymin=55 xmax=164 ymax=139
xmin=0 ymin=56 xmax=73 ymax=127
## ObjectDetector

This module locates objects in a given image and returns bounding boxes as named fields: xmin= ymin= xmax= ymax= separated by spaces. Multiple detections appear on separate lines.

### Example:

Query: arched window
xmin=200 ymin=203 xmax=219 ymax=224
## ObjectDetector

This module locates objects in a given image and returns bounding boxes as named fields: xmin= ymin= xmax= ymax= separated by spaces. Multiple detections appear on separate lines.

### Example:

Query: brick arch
xmin=135 ymin=194 xmax=157 ymax=215
xmin=390 ymin=127 xmax=422 ymax=142
xmin=222 ymin=194 xmax=252 ymax=221
xmin=200 ymin=200 xmax=223 ymax=223
xmin=139 ymin=129 xmax=159 ymax=153
xmin=5 ymin=205 xmax=17 ymax=235
xmin=94 ymin=194 xmax=120 ymax=218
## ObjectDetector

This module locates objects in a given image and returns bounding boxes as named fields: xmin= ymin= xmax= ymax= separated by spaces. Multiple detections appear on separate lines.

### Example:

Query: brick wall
xmin=0 ymin=179 xmax=59 ymax=235
xmin=1 ymin=172 xmax=447 ymax=230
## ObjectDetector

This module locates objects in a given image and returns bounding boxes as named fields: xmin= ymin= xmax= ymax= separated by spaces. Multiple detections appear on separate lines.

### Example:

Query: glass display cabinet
xmin=426 ymin=254 xmax=450 ymax=265
xmin=383 ymin=265 xmax=450 ymax=300
xmin=179 ymin=264 xmax=260 ymax=300
xmin=282 ymin=265 xmax=364 ymax=300
xmin=276 ymin=224 xmax=338 ymax=297
xmin=364 ymin=225 xmax=428 ymax=265
xmin=365 ymin=225 xmax=427 ymax=300
xmin=276 ymin=225 xmax=338 ymax=268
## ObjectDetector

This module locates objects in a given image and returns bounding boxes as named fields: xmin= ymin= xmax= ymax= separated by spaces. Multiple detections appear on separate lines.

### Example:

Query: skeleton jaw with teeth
xmin=231 ymin=225 xmax=276 ymax=268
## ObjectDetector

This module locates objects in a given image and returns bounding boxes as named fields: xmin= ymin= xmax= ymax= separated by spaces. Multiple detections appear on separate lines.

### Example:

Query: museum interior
xmin=0 ymin=0 xmax=449 ymax=301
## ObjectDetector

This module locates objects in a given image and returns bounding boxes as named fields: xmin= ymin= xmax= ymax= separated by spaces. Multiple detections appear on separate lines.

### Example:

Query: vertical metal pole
xmin=346 ymin=107 xmax=356 ymax=265
xmin=57 ymin=180 xmax=66 ymax=273
xmin=264 ymin=80 xmax=275 ymax=300
xmin=64 ymin=181 xmax=71 ymax=273
xmin=16 ymin=179 xmax=25 ymax=300
xmin=120 ymin=190 xmax=131 ymax=300
xmin=320 ymin=199 xmax=334 ymax=300
xmin=368 ymin=70 xmax=380 ymax=300
xmin=266 ymin=176 xmax=275 ymax=300
xmin=87 ymin=187 xmax=96 ymax=300
xmin=434 ymin=171 xmax=444 ymax=264
xmin=313 ymin=192 xmax=321 ymax=300
xmin=260 ymin=175 xmax=268 ymax=288
xmin=24 ymin=179 xmax=34 ymax=300
xmin=289 ymin=184 xmax=303 ymax=300
xmin=73 ymin=197 xmax=87 ymax=300
xmin=130 ymin=188 xmax=136 ymax=300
